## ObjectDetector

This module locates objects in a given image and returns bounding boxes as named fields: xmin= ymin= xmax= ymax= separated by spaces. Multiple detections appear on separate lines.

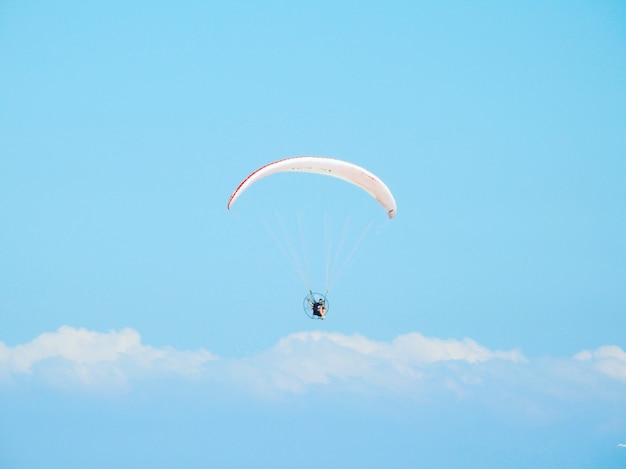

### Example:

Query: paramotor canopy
xmin=228 ymin=156 xmax=397 ymax=320
xmin=227 ymin=156 xmax=397 ymax=219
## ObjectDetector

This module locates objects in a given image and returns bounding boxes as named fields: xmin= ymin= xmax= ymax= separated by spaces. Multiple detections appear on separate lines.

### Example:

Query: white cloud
xmin=385 ymin=332 xmax=527 ymax=364
xmin=1 ymin=326 xmax=625 ymax=409
xmin=272 ymin=331 xmax=526 ymax=364
xmin=242 ymin=331 xmax=526 ymax=396
xmin=0 ymin=326 xmax=215 ymax=391
xmin=574 ymin=345 xmax=626 ymax=382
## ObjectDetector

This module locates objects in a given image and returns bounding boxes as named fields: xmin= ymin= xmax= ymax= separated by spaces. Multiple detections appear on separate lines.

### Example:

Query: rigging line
xmin=373 ymin=218 xmax=393 ymax=236
xmin=296 ymin=210 xmax=312 ymax=290
xmin=324 ymin=212 xmax=332 ymax=292
xmin=327 ymin=215 xmax=352 ymax=290
xmin=259 ymin=214 xmax=298 ymax=281
xmin=327 ymin=219 xmax=375 ymax=291
xmin=286 ymin=210 xmax=312 ymax=289
xmin=260 ymin=212 xmax=310 ymax=289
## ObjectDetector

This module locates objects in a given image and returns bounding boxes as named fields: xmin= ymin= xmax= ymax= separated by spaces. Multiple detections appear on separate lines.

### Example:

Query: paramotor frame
xmin=303 ymin=291 xmax=329 ymax=320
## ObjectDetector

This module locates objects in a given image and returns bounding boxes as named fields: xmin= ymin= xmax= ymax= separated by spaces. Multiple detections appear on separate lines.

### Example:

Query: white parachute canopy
xmin=227 ymin=156 xmax=397 ymax=219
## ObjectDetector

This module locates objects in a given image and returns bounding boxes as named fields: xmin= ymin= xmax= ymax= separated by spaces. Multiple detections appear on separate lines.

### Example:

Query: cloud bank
xmin=234 ymin=331 xmax=526 ymax=397
xmin=0 ymin=326 xmax=214 ymax=392
xmin=1 ymin=327 xmax=626 ymax=409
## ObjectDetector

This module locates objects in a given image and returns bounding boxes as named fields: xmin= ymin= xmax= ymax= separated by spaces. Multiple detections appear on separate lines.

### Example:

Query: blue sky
xmin=1 ymin=1 xmax=626 ymax=467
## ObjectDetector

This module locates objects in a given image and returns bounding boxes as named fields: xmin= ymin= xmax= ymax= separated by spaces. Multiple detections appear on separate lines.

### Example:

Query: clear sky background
xmin=1 ymin=1 xmax=626 ymax=468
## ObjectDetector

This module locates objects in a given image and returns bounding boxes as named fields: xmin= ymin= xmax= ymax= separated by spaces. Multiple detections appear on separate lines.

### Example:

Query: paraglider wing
xmin=227 ymin=156 xmax=397 ymax=218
